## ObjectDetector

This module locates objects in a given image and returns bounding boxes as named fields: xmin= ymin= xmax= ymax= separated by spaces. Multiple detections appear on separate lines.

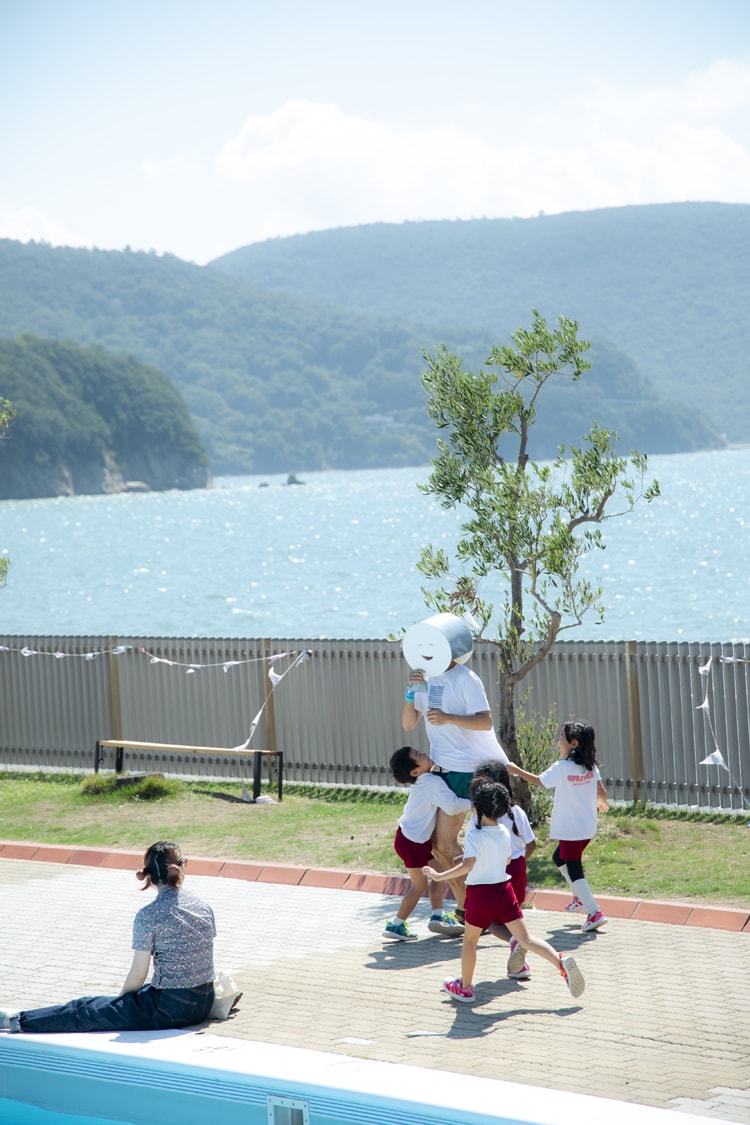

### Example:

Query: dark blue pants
xmin=18 ymin=982 xmax=214 ymax=1033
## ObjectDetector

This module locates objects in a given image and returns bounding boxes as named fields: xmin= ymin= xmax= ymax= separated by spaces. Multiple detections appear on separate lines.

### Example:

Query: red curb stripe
xmin=1 ymin=840 xmax=748 ymax=932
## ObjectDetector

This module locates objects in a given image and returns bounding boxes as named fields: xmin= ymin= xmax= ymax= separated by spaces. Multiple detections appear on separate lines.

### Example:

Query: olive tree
xmin=417 ymin=310 xmax=659 ymax=763
xmin=0 ymin=397 xmax=15 ymax=586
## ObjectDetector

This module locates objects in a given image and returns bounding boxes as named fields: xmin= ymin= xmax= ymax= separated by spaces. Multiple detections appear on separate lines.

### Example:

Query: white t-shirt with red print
xmin=540 ymin=758 xmax=601 ymax=841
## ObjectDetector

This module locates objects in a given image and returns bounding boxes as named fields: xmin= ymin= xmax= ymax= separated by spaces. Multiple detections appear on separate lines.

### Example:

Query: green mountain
xmin=210 ymin=202 xmax=750 ymax=446
xmin=0 ymin=335 xmax=208 ymax=499
xmin=0 ymin=214 xmax=726 ymax=481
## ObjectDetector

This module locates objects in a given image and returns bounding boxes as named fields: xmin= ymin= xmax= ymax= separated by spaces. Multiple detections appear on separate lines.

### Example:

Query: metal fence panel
xmin=0 ymin=634 xmax=748 ymax=809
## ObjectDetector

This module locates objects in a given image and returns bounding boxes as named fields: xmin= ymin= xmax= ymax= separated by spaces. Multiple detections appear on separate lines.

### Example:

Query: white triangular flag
xmin=700 ymin=749 xmax=728 ymax=770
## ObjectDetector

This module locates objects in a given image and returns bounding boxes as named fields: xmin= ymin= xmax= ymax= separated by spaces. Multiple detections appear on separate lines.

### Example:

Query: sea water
xmin=0 ymin=448 xmax=749 ymax=643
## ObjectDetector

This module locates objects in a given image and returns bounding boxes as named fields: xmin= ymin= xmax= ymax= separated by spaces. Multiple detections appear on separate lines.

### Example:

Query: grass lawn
xmin=1 ymin=772 xmax=748 ymax=908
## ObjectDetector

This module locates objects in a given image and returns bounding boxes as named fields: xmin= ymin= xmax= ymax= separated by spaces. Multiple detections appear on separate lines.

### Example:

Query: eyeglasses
xmin=177 ymin=858 xmax=188 ymax=868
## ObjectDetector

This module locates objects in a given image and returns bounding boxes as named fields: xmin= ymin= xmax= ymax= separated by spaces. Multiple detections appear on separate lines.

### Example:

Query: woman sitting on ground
xmin=0 ymin=839 xmax=216 ymax=1034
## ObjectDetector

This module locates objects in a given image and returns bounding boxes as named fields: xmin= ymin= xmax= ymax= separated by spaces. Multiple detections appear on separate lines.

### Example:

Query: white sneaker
xmin=0 ymin=1009 xmax=20 ymax=1032
xmin=507 ymin=936 xmax=528 ymax=976
xmin=559 ymin=955 xmax=585 ymax=998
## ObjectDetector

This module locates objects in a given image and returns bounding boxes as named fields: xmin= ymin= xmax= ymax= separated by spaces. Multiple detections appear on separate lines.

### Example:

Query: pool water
xmin=0 ymin=1099 xmax=134 ymax=1125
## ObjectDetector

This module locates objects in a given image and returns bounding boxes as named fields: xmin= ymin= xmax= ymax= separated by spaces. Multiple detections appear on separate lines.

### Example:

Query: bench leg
xmin=94 ymin=741 xmax=102 ymax=773
xmin=253 ymin=751 xmax=262 ymax=802
xmin=115 ymin=745 xmax=124 ymax=773
xmin=277 ymin=753 xmax=283 ymax=802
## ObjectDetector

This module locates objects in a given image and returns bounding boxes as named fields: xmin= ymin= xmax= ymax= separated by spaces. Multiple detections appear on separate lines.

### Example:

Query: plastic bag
xmin=208 ymin=969 xmax=243 ymax=1020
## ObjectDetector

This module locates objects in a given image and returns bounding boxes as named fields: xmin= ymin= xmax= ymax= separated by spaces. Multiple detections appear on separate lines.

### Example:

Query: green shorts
xmin=435 ymin=770 xmax=473 ymax=800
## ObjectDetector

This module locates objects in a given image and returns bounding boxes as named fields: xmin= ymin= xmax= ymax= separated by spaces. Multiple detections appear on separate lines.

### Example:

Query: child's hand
xmin=422 ymin=865 xmax=439 ymax=879
xmin=598 ymin=797 xmax=610 ymax=813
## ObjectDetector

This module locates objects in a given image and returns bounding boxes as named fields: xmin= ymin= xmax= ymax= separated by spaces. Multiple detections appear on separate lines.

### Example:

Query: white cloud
xmin=5 ymin=58 xmax=750 ymax=263
xmin=141 ymin=153 xmax=201 ymax=179
xmin=209 ymin=65 xmax=750 ymax=249
xmin=0 ymin=205 xmax=89 ymax=250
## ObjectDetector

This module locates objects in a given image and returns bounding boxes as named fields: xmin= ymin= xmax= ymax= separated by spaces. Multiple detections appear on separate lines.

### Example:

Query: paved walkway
xmin=1 ymin=846 xmax=748 ymax=1122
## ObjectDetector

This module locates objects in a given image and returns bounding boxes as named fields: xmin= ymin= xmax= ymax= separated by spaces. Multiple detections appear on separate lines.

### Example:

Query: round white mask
xmin=401 ymin=613 xmax=474 ymax=676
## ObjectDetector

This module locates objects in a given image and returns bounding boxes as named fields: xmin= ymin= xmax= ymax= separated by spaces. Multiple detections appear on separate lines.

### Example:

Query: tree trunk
xmin=496 ymin=663 xmax=532 ymax=814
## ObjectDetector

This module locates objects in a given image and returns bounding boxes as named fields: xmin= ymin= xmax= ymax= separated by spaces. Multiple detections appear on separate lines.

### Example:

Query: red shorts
xmin=507 ymin=856 xmax=527 ymax=906
xmin=464 ymin=880 xmax=523 ymax=930
xmin=394 ymin=827 xmax=433 ymax=870
xmin=558 ymin=839 xmax=591 ymax=862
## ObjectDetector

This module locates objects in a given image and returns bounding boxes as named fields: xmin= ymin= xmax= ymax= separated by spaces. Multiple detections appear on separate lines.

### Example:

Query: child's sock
xmin=430 ymin=910 xmax=443 ymax=920
xmin=558 ymin=863 xmax=575 ymax=890
xmin=571 ymin=878 xmax=598 ymax=915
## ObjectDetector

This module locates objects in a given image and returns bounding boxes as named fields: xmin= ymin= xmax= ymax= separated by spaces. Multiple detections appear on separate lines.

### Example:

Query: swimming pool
xmin=0 ymin=1031 xmax=713 ymax=1125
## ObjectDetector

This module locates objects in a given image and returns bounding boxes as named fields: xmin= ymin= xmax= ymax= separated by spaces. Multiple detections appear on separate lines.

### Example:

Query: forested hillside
xmin=211 ymin=202 xmax=750 ymax=446
xmin=0 ymin=335 xmax=208 ymax=499
xmin=0 ymin=229 xmax=723 ymax=478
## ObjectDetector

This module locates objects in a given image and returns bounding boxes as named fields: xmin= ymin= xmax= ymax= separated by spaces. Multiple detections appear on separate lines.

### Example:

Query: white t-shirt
xmin=462 ymin=821 xmax=511 ymax=885
xmin=413 ymin=663 xmax=509 ymax=771
xmin=540 ymin=758 xmax=601 ymax=841
xmin=398 ymin=771 xmax=471 ymax=844
xmin=500 ymin=804 xmax=536 ymax=861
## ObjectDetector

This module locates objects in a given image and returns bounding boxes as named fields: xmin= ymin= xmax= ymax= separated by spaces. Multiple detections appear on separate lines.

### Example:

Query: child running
xmin=423 ymin=777 xmax=584 ymax=1004
xmin=473 ymin=758 xmax=536 ymax=981
xmin=383 ymin=745 xmax=471 ymax=940
xmin=508 ymin=719 xmax=609 ymax=933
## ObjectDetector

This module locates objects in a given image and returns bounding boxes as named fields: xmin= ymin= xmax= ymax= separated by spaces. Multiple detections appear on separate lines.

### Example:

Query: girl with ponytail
xmin=423 ymin=779 xmax=585 ymax=1005
xmin=0 ymin=840 xmax=218 ymax=1035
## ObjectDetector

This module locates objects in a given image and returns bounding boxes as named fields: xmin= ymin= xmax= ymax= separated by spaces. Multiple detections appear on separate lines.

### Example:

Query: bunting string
xmin=696 ymin=655 xmax=750 ymax=810
xmin=0 ymin=639 xmax=313 ymax=805
xmin=0 ymin=642 xmax=298 ymax=673
xmin=233 ymin=649 xmax=312 ymax=752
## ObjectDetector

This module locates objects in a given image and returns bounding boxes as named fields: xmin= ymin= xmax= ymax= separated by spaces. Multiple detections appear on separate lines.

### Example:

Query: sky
xmin=1 ymin=0 xmax=750 ymax=265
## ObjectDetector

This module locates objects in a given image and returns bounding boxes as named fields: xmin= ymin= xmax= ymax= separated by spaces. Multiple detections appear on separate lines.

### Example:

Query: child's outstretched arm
xmin=506 ymin=762 xmax=543 ymax=787
xmin=423 ymin=855 xmax=475 ymax=882
xmin=597 ymin=779 xmax=610 ymax=812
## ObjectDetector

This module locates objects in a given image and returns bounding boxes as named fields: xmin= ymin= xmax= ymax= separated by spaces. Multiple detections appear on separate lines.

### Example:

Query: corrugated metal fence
xmin=0 ymin=634 xmax=748 ymax=810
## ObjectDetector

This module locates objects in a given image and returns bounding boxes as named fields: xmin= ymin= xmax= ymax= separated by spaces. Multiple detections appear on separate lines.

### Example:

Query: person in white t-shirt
xmin=472 ymin=758 xmax=536 ymax=982
xmin=509 ymin=719 xmax=610 ymax=934
xmin=382 ymin=745 xmax=471 ymax=941
xmin=422 ymin=778 xmax=585 ymax=1005
xmin=401 ymin=660 xmax=508 ymax=916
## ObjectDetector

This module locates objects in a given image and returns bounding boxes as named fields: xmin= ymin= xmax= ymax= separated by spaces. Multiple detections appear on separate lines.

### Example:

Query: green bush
xmin=78 ymin=774 xmax=181 ymax=802
xmin=516 ymin=700 xmax=561 ymax=828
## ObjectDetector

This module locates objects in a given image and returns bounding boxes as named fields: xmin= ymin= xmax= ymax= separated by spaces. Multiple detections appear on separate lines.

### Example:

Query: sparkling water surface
xmin=1 ymin=449 xmax=749 ymax=642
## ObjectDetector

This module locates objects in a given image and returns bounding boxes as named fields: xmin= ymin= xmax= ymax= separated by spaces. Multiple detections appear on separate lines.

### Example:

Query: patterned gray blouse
xmin=132 ymin=886 xmax=216 ymax=988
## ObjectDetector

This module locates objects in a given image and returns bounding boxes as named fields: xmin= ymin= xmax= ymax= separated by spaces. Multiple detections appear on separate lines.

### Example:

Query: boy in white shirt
xmin=383 ymin=745 xmax=471 ymax=940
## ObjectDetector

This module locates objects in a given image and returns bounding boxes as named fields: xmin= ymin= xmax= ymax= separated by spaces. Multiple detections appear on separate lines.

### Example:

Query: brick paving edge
xmin=1 ymin=839 xmax=748 ymax=933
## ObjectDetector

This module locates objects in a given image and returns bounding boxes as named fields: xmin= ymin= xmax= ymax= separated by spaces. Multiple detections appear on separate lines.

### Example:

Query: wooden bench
xmin=94 ymin=740 xmax=283 ymax=802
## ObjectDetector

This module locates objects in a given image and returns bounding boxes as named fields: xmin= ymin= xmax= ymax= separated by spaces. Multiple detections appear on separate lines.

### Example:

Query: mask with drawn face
xmin=401 ymin=613 xmax=474 ymax=677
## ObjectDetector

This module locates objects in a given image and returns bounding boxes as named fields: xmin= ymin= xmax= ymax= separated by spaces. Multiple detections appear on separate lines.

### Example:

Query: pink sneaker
xmin=442 ymin=977 xmax=475 ymax=1003
xmin=582 ymin=909 xmax=607 ymax=932
xmin=564 ymin=896 xmax=585 ymax=912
